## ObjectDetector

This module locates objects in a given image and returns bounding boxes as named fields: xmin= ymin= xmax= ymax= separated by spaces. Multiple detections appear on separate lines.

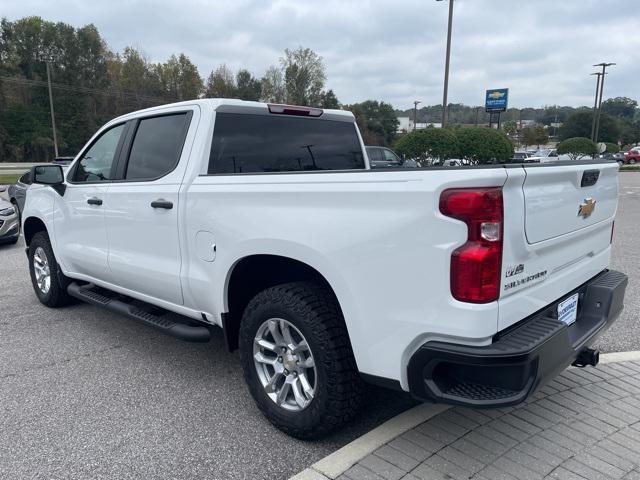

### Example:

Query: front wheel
xmin=239 ymin=282 xmax=364 ymax=439
xmin=28 ymin=231 xmax=73 ymax=307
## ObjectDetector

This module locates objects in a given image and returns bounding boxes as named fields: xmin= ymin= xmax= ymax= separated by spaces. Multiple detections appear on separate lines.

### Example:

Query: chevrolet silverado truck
xmin=22 ymin=99 xmax=627 ymax=439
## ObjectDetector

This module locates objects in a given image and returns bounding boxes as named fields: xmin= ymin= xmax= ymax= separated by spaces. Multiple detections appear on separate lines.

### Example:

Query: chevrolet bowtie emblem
xmin=578 ymin=198 xmax=596 ymax=218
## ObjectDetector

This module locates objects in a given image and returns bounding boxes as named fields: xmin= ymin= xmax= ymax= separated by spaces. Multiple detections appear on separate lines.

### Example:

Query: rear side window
xmin=125 ymin=113 xmax=190 ymax=180
xmin=366 ymin=147 xmax=383 ymax=162
xmin=208 ymin=113 xmax=365 ymax=174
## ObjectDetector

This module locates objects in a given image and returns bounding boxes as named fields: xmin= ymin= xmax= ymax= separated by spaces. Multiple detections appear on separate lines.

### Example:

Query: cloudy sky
xmin=3 ymin=0 xmax=638 ymax=109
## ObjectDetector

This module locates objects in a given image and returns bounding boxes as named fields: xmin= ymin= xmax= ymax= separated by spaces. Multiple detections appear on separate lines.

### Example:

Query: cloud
xmin=3 ymin=0 xmax=638 ymax=108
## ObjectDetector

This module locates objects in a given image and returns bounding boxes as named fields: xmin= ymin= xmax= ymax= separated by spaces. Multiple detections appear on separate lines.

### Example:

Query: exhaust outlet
xmin=572 ymin=348 xmax=600 ymax=368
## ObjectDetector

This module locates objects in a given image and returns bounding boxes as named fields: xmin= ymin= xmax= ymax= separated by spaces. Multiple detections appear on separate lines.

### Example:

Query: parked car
xmin=8 ymin=171 xmax=32 ymax=218
xmin=366 ymin=146 xmax=418 ymax=168
xmin=0 ymin=199 xmax=20 ymax=244
xmin=623 ymin=148 xmax=640 ymax=165
xmin=512 ymin=151 xmax=539 ymax=163
xmin=22 ymin=99 xmax=627 ymax=439
xmin=527 ymin=148 xmax=574 ymax=163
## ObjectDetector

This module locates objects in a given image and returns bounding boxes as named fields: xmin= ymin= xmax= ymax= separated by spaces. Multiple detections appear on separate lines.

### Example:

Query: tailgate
xmin=523 ymin=163 xmax=618 ymax=243
xmin=498 ymin=161 xmax=618 ymax=331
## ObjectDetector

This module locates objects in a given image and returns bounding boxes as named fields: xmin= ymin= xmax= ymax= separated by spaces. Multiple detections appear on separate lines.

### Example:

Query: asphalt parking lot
xmin=1 ymin=172 xmax=639 ymax=480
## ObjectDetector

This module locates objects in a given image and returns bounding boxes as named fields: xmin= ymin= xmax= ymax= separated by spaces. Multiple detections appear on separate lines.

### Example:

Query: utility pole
xmin=413 ymin=100 xmax=421 ymax=131
xmin=437 ymin=0 xmax=454 ymax=127
xmin=592 ymin=62 xmax=615 ymax=143
xmin=46 ymin=61 xmax=59 ymax=157
xmin=590 ymin=72 xmax=602 ymax=141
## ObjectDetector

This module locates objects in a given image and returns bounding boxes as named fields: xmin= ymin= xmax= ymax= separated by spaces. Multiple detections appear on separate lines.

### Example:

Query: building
xmin=397 ymin=116 xmax=442 ymax=133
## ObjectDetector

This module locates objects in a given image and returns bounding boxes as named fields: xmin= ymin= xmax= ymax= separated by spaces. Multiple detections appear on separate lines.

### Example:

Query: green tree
xmin=345 ymin=100 xmax=399 ymax=146
xmin=320 ymin=89 xmax=339 ymax=109
xmin=556 ymin=137 xmax=597 ymax=161
xmin=604 ymin=142 xmax=620 ymax=153
xmin=260 ymin=65 xmax=284 ymax=103
xmin=521 ymin=126 xmax=537 ymax=148
xmin=456 ymin=127 xmax=513 ymax=164
xmin=394 ymin=128 xmax=459 ymax=162
xmin=204 ymin=64 xmax=236 ymax=98
xmin=559 ymin=111 xmax=620 ymax=143
xmin=533 ymin=125 xmax=549 ymax=147
xmin=601 ymin=97 xmax=638 ymax=120
xmin=281 ymin=46 xmax=326 ymax=106
xmin=157 ymin=54 xmax=203 ymax=101
xmin=620 ymin=121 xmax=640 ymax=146
xmin=502 ymin=121 xmax=517 ymax=137
xmin=235 ymin=69 xmax=261 ymax=101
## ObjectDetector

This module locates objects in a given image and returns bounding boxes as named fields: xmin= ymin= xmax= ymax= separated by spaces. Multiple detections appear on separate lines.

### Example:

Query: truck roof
xmin=109 ymin=98 xmax=355 ymax=125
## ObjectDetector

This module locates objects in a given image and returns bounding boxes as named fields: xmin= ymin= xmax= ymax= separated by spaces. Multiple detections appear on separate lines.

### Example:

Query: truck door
xmin=54 ymin=123 xmax=127 ymax=279
xmin=103 ymin=109 xmax=197 ymax=305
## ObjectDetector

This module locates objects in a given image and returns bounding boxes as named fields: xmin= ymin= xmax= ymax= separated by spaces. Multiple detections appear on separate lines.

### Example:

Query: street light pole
xmin=438 ymin=0 xmax=454 ymax=127
xmin=46 ymin=61 xmax=59 ymax=157
xmin=592 ymin=62 xmax=614 ymax=143
xmin=413 ymin=100 xmax=421 ymax=131
xmin=589 ymin=72 xmax=602 ymax=142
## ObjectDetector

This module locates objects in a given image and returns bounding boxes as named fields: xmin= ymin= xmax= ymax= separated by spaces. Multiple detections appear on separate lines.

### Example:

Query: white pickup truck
xmin=23 ymin=99 xmax=627 ymax=439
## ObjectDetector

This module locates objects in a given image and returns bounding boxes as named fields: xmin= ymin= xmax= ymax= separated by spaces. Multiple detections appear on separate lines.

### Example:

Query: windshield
xmin=533 ymin=149 xmax=552 ymax=157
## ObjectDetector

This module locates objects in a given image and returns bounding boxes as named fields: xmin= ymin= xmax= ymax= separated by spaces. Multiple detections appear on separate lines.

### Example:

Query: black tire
xmin=239 ymin=282 xmax=364 ymax=439
xmin=28 ymin=231 xmax=73 ymax=308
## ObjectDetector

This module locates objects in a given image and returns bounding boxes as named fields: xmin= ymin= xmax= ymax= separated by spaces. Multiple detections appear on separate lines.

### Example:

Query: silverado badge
xmin=578 ymin=198 xmax=596 ymax=218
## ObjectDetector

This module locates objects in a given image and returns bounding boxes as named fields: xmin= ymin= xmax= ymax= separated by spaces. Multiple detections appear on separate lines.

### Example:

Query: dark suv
xmin=366 ymin=146 xmax=418 ymax=168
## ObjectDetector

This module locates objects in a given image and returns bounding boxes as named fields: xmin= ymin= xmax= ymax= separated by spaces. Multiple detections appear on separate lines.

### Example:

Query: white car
xmin=22 ymin=99 xmax=627 ymax=439
xmin=527 ymin=148 xmax=575 ymax=163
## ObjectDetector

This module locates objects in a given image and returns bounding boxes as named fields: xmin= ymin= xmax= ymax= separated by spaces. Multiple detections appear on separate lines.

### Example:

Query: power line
xmin=0 ymin=75 xmax=171 ymax=104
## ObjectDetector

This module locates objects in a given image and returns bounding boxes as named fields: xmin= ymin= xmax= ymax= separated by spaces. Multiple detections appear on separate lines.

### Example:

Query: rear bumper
xmin=407 ymin=269 xmax=628 ymax=408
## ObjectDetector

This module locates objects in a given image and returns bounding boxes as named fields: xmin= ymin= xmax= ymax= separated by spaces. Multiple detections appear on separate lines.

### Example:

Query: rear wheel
xmin=28 ymin=231 xmax=73 ymax=307
xmin=239 ymin=282 xmax=364 ymax=439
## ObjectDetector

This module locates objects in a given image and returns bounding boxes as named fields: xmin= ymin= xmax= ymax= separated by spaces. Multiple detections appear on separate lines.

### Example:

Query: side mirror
xmin=31 ymin=164 xmax=65 ymax=195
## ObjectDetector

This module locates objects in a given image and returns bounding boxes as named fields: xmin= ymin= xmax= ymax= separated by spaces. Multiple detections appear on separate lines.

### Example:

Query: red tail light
xmin=440 ymin=187 xmax=504 ymax=303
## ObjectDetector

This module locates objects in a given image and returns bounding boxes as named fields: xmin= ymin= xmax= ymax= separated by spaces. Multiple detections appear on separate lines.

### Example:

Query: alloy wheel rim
xmin=33 ymin=247 xmax=51 ymax=294
xmin=253 ymin=318 xmax=317 ymax=412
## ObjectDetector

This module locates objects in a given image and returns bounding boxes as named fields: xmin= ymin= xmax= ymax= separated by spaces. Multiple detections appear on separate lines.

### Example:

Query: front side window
xmin=73 ymin=124 xmax=125 ymax=182
xmin=383 ymin=149 xmax=400 ymax=162
xmin=19 ymin=172 xmax=32 ymax=185
xmin=125 ymin=113 xmax=190 ymax=181
xmin=208 ymin=113 xmax=365 ymax=174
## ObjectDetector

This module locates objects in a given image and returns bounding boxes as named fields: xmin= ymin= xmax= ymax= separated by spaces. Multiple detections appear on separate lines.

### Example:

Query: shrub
xmin=556 ymin=137 xmax=597 ymax=161
xmin=394 ymin=127 xmax=459 ymax=162
xmin=455 ymin=127 xmax=514 ymax=164
xmin=605 ymin=142 xmax=620 ymax=154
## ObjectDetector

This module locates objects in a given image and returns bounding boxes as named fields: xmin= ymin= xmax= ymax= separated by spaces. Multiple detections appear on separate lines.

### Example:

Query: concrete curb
xmin=599 ymin=349 xmax=640 ymax=364
xmin=291 ymin=403 xmax=449 ymax=480
xmin=289 ymin=350 xmax=640 ymax=480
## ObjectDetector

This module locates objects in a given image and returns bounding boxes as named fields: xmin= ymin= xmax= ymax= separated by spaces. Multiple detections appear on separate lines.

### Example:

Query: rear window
xmin=125 ymin=113 xmax=190 ymax=181
xmin=208 ymin=113 xmax=365 ymax=174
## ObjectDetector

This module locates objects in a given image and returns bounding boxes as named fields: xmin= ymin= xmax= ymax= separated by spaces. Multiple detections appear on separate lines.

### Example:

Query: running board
xmin=67 ymin=282 xmax=211 ymax=342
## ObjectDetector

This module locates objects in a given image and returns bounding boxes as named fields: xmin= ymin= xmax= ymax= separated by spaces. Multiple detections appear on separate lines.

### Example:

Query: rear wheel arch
xmin=223 ymin=254 xmax=347 ymax=352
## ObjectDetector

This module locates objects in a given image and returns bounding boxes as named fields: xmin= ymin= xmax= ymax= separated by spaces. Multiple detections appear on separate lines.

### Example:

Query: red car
xmin=624 ymin=148 xmax=640 ymax=164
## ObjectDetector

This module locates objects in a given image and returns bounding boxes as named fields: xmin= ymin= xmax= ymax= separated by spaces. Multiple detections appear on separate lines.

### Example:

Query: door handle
xmin=151 ymin=199 xmax=173 ymax=210
xmin=87 ymin=197 xmax=102 ymax=206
